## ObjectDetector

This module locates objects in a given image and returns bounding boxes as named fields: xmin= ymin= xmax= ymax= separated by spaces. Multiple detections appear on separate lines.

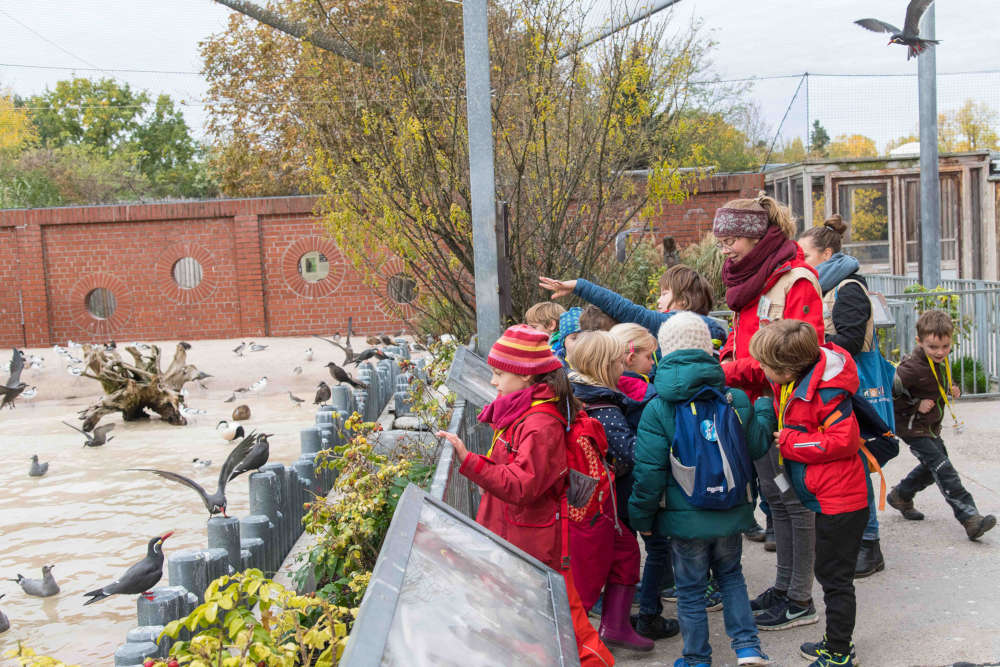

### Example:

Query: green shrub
xmin=953 ymin=356 xmax=989 ymax=395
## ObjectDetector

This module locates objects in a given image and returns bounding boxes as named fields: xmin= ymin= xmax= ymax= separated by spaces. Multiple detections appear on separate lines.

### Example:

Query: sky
xmin=1 ymin=0 xmax=998 ymax=150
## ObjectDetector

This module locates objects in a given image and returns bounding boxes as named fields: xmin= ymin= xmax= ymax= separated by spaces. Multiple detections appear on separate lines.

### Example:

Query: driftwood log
xmin=76 ymin=342 xmax=206 ymax=431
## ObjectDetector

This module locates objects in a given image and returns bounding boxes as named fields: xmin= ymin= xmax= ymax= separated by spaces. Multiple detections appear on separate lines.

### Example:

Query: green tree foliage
xmin=666 ymin=108 xmax=766 ymax=172
xmin=809 ymin=120 xmax=829 ymax=156
xmin=846 ymin=187 xmax=887 ymax=241
xmin=939 ymin=99 xmax=999 ymax=152
xmin=827 ymin=133 xmax=878 ymax=159
xmin=201 ymin=0 xmax=738 ymax=335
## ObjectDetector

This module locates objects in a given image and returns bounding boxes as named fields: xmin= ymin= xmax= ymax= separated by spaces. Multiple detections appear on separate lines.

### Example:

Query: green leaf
xmin=204 ymin=602 xmax=219 ymax=624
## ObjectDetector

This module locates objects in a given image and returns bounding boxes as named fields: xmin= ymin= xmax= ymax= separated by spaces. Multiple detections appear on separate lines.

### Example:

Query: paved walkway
xmin=612 ymin=399 xmax=1000 ymax=667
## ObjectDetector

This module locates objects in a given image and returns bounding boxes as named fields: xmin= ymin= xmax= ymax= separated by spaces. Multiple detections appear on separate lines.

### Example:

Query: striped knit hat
xmin=488 ymin=324 xmax=563 ymax=376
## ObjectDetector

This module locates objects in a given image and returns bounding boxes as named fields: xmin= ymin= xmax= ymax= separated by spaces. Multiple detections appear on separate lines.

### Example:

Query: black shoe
xmin=854 ymin=539 xmax=885 ymax=578
xmin=963 ymin=513 xmax=997 ymax=541
xmin=755 ymin=597 xmax=819 ymax=631
xmin=763 ymin=517 xmax=776 ymax=551
xmin=749 ymin=587 xmax=786 ymax=616
xmin=630 ymin=612 xmax=680 ymax=640
xmin=887 ymin=488 xmax=924 ymax=521
xmin=744 ymin=519 xmax=766 ymax=542
xmin=800 ymin=635 xmax=859 ymax=665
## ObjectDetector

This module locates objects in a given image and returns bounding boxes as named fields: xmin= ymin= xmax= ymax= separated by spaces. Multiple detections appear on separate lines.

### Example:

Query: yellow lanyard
xmin=486 ymin=398 xmax=557 ymax=457
xmin=926 ymin=353 xmax=960 ymax=425
xmin=776 ymin=382 xmax=795 ymax=465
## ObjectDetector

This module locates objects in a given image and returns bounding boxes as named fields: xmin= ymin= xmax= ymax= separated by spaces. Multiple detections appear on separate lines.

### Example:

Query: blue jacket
xmin=573 ymin=279 xmax=728 ymax=351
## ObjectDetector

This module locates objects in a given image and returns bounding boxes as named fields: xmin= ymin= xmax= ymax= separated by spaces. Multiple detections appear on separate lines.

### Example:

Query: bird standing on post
xmin=325 ymin=362 xmax=367 ymax=389
xmin=346 ymin=348 xmax=387 ymax=366
xmin=83 ymin=532 xmax=173 ymax=605
xmin=227 ymin=432 xmax=271 ymax=480
xmin=855 ymin=0 xmax=939 ymax=60
xmin=314 ymin=381 xmax=332 ymax=405
xmin=129 ymin=431 xmax=259 ymax=517
xmin=10 ymin=565 xmax=60 ymax=597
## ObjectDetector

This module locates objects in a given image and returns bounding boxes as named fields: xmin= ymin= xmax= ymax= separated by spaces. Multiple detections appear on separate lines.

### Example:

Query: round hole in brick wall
xmin=387 ymin=273 xmax=417 ymax=304
xmin=172 ymin=257 xmax=204 ymax=289
xmin=85 ymin=288 xmax=117 ymax=320
xmin=298 ymin=251 xmax=330 ymax=283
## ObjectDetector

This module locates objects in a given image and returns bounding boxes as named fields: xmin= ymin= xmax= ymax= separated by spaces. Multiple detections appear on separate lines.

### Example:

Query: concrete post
xmin=167 ymin=550 xmax=209 ymax=603
xmin=240 ymin=536 xmax=265 ymax=570
xmin=260 ymin=463 xmax=291 ymax=557
xmin=114 ymin=642 xmax=159 ymax=666
xmin=137 ymin=586 xmax=188 ymax=626
xmin=330 ymin=384 xmax=353 ymax=414
xmin=300 ymin=426 xmax=323 ymax=454
xmin=126 ymin=626 xmax=167 ymax=657
xmin=207 ymin=517 xmax=241 ymax=573
xmin=240 ymin=515 xmax=275 ymax=573
xmin=202 ymin=548 xmax=229 ymax=591
xmin=394 ymin=391 xmax=413 ymax=417
xmin=918 ymin=4 xmax=940 ymax=288
xmin=249 ymin=471 xmax=283 ymax=567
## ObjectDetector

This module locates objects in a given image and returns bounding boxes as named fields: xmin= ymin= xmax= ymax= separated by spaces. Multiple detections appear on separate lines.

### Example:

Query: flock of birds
xmin=1 ymin=330 xmax=428 ymax=635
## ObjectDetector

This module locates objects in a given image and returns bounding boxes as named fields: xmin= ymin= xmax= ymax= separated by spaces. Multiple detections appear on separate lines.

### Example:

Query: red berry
xmin=168 ymin=660 xmax=180 ymax=667
xmin=143 ymin=661 xmax=155 ymax=667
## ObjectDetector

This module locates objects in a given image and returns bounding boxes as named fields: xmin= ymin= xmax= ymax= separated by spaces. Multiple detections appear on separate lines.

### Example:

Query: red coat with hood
xmin=768 ymin=342 xmax=868 ymax=515
xmin=459 ymin=385 xmax=568 ymax=570
xmin=722 ymin=250 xmax=825 ymax=400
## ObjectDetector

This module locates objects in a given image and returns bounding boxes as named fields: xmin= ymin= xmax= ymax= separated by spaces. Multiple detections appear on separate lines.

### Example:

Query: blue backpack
xmin=669 ymin=387 xmax=755 ymax=510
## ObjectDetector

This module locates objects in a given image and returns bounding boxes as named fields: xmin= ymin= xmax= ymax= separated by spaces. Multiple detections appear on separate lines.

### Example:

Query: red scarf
xmin=477 ymin=383 xmax=555 ymax=430
xmin=722 ymin=226 xmax=798 ymax=311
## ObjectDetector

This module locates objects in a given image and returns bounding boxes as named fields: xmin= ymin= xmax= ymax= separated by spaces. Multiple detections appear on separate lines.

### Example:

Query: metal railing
xmin=429 ymin=398 xmax=492 ymax=519
xmin=863 ymin=274 xmax=1000 ymax=295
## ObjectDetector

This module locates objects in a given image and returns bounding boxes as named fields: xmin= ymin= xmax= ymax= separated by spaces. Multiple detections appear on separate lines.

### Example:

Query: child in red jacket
xmin=436 ymin=324 xmax=615 ymax=666
xmin=749 ymin=320 xmax=868 ymax=667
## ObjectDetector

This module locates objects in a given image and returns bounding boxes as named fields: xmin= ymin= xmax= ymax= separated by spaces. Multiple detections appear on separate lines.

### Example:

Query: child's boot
xmin=887 ymin=487 xmax=924 ymax=521
xmin=599 ymin=584 xmax=654 ymax=651
xmin=854 ymin=538 xmax=885 ymax=578
xmin=963 ymin=513 xmax=996 ymax=541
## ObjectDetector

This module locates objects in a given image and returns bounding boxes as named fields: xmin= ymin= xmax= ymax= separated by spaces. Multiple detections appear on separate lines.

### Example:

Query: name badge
xmin=774 ymin=471 xmax=791 ymax=494
xmin=756 ymin=295 xmax=772 ymax=321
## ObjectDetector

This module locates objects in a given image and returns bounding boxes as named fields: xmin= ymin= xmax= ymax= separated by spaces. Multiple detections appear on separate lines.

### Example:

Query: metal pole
xmin=918 ymin=4 xmax=940 ymax=288
xmin=463 ymin=0 xmax=502 ymax=354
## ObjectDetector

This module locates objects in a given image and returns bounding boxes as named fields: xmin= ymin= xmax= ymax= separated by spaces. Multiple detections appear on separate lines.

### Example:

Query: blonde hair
xmin=566 ymin=331 xmax=624 ymax=389
xmin=722 ymin=191 xmax=797 ymax=239
xmin=748 ymin=320 xmax=820 ymax=377
xmin=525 ymin=301 xmax=566 ymax=328
xmin=609 ymin=323 xmax=657 ymax=355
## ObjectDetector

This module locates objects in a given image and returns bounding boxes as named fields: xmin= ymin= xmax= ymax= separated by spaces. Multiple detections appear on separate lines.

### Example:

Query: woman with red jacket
xmin=749 ymin=320 xmax=868 ymax=667
xmin=437 ymin=324 xmax=615 ymax=666
xmin=712 ymin=193 xmax=826 ymax=633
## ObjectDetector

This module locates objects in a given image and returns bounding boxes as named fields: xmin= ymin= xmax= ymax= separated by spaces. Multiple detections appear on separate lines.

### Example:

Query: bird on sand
xmin=223 ymin=393 xmax=236 ymax=403
xmin=227 ymin=432 xmax=271 ymax=480
xmin=314 ymin=381 xmax=332 ymax=405
xmin=249 ymin=376 xmax=268 ymax=393
xmin=249 ymin=343 xmax=268 ymax=352
xmin=83 ymin=532 xmax=172 ymax=605
xmin=855 ymin=0 xmax=939 ymax=60
xmin=21 ymin=386 xmax=36 ymax=400
xmin=292 ymin=366 xmax=303 ymax=376
xmin=326 ymin=362 xmax=367 ymax=389
xmin=130 ymin=431 xmax=258 ymax=517
xmin=1 ymin=348 xmax=27 ymax=409
xmin=62 ymin=422 xmax=115 ymax=447
xmin=233 ymin=341 xmax=246 ymax=357
xmin=10 ymin=565 xmax=59 ymax=597
xmin=346 ymin=348 xmax=388 ymax=366
xmin=304 ymin=347 xmax=314 ymax=362
xmin=192 ymin=458 xmax=212 ymax=469
xmin=288 ymin=391 xmax=304 ymax=406
xmin=29 ymin=455 xmax=48 ymax=477
xmin=216 ymin=420 xmax=245 ymax=442
xmin=0 ymin=594 xmax=8 ymax=633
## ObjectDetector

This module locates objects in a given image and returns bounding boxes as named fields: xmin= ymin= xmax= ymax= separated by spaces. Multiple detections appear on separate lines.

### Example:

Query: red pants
xmin=563 ymin=570 xmax=615 ymax=666
xmin=568 ymin=511 xmax=641 ymax=610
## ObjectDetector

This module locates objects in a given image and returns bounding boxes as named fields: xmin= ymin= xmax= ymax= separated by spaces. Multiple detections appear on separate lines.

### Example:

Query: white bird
xmin=304 ymin=347 xmax=314 ymax=361
xmin=180 ymin=406 xmax=206 ymax=418
xmin=67 ymin=340 xmax=82 ymax=350
xmin=29 ymin=455 xmax=48 ymax=477
xmin=68 ymin=367 xmax=83 ymax=376
xmin=233 ymin=341 xmax=246 ymax=357
xmin=192 ymin=458 xmax=212 ymax=469
xmin=67 ymin=355 xmax=83 ymax=365
xmin=249 ymin=376 xmax=268 ymax=393
xmin=27 ymin=355 xmax=43 ymax=369
xmin=216 ymin=420 xmax=245 ymax=442
xmin=52 ymin=345 xmax=68 ymax=357
xmin=249 ymin=343 xmax=268 ymax=352
xmin=21 ymin=386 xmax=36 ymax=399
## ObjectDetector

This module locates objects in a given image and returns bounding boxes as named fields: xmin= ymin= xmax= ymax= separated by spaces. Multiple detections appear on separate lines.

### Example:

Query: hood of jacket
xmin=792 ymin=343 xmax=859 ymax=402
xmin=571 ymin=380 xmax=626 ymax=407
xmin=816 ymin=252 xmax=861 ymax=293
xmin=652 ymin=349 xmax=726 ymax=404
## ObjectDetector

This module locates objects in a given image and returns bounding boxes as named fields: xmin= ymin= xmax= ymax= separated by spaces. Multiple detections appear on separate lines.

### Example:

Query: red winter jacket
xmin=769 ymin=343 xmax=868 ymax=516
xmin=459 ymin=409 xmax=568 ymax=570
xmin=722 ymin=253 xmax=825 ymax=401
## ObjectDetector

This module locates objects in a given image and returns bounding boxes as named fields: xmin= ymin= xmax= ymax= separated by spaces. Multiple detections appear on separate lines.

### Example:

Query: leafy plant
xmin=679 ymin=232 xmax=726 ymax=309
xmin=902 ymin=284 xmax=973 ymax=342
xmin=3 ymin=644 xmax=79 ymax=667
xmin=953 ymin=356 xmax=989 ymax=395
xmin=149 ymin=569 xmax=354 ymax=666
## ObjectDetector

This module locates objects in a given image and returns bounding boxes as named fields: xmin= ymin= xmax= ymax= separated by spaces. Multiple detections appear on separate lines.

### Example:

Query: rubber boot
xmin=854 ymin=538 xmax=885 ymax=578
xmin=599 ymin=584 xmax=655 ymax=651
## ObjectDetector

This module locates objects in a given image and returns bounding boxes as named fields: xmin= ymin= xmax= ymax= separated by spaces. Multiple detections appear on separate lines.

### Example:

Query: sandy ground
xmin=0 ymin=335 xmax=361 ymax=664
xmin=614 ymin=399 xmax=1000 ymax=667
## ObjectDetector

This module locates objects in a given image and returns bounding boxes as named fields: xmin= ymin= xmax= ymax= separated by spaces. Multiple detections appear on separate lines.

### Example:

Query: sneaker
xmin=630 ymin=612 xmax=680 ymax=639
xmin=744 ymin=519 xmax=766 ymax=542
xmin=804 ymin=647 xmax=856 ymax=666
xmin=755 ymin=597 xmax=818 ymax=630
xmin=800 ymin=636 xmax=859 ymax=665
xmin=749 ymin=587 xmax=786 ymax=616
xmin=735 ymin=646 xmax=772 ymax=665
xmin=661 ymin=586 xmax=677 ymax=602
xmin=963 ymin=513 xmax=997 ymax=541
xmin=705 ymin=579 xmax=723 ymax=612
xmin=673 ymin=659 xmax=709 ymax=667
xmin=887 ymin=487 xmax=924 ymax=521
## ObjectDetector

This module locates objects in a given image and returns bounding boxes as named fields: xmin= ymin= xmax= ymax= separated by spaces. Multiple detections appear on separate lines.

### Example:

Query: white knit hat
xmin=657 ymin=311 xmax=714 ymax=357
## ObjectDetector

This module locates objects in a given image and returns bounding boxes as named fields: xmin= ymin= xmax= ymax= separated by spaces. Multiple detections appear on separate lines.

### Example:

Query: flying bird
xmin=29 ymin=455 xmax=48 ymax=477
xmin=63 ymin=422 xmax=115 ymax=447
xmin=314 ymin=381 xmax=332 ymax=405
xmin=1 ymin=348 xmax=27 ymax=409
xmin=216 ymin=420 xmax=245 ymax=442
xmin=326 ymin=362 xmax=367 ymax=389
xmin=129 ymin=431 xmax=259 ymax=517
xmin=227 ymin=432 xmax=271 ymax=480
xmin=346 ymin=348 xmax=388 ymax=366
xmin=10 ymin=565 xmax=59 ymax=597
xmin=83 ymin=532 xmax=172 ymax=605
xmin=288 ymin=391 xmax=304 ymax=406
xmin=855 ymin=0 xmax=939 ymax=60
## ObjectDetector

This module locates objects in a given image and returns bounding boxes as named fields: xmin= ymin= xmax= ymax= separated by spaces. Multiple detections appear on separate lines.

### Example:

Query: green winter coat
xmin=628 ymin=349 xmax=775 ymax=540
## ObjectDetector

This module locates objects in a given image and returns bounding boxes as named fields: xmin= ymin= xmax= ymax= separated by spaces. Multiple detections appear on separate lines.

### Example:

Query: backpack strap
xmin=825 ymin=277 xmax=876 ymax=352
xmin=859 ymin=443 xmax=886 ymax=511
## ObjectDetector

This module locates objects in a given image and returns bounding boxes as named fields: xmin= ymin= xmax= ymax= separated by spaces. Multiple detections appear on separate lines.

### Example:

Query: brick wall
xmin=0 ymin=175 xmax=762 ymax=348
xmin=0 ymin=197 xmax=411 ymax=347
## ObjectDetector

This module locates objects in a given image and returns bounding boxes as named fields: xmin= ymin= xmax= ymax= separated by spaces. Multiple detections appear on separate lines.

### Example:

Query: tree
xmin=848 ymin=187 xmax=887 ymax=242
xmin=939 ymin=99 xmax=999 ymax=152
xmin=771 ymin=137 xmax=807 ymax=163
xmin=666 ymin=107 xmax=766 ymax=172
xmin=827 ymin=133 xmax=878 ymax=159
xmin=0 ymin=91 xmax=35 ymax=153
xmin=203 ymin=0 xmax=729 ymax=335
xmin=809 ymin=119 xmax=829 ymax=156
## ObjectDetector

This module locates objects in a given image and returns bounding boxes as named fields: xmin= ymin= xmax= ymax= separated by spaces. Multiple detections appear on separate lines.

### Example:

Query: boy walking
xmin=887 ymin=309 xmax=996 ymax=540
xmin=630 ymin=313 xmax=772 ymax=666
